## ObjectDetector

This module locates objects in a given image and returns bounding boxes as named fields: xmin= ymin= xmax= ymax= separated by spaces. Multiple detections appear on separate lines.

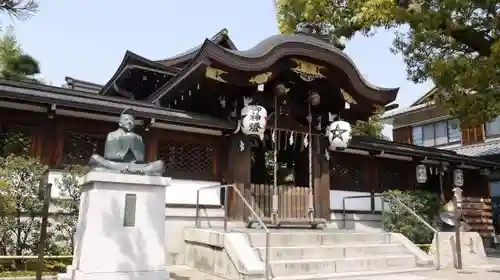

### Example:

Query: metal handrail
xmin=195 ymin=184 xmax=271 ymax=280
xmin=342 ymin=194 xmax=385 ymax=228
xmin=342 ymin=193 xmax=441 ymax=270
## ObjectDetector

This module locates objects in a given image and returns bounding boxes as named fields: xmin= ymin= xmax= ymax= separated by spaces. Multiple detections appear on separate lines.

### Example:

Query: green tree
xmin=0 ymin=179 xmax=14 ymax=255
xmin=0 ymin=155 xmax=46 ymax=257
xmin=277 ymin=0 xmax=500 ymax=125
xmin=52 ymin=165 xmax=89 ymax=254
xmin=383 ymin=189 xmax=440 ymax=245
xmin=0 ymin=179 xmax=13 ymax=215
xmin=351 ymin=112 xmax=389 ymax=140
xmin=0 ymin=25 xmax=40 ymax=82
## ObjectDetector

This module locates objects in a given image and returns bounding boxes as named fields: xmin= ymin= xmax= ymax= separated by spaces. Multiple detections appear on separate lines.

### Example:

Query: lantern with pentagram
xmin=240 ymin=105 xmax=268 ymax=140
xmin=326 ymin=120 xmax=352 ymax=150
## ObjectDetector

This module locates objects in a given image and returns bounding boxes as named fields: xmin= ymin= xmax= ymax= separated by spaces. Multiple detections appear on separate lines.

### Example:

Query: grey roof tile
xmin=453 ymin=140 xmax=500 ymax=156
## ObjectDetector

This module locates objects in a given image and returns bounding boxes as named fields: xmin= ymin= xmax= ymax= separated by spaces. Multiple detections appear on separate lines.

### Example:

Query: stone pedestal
xmin=430 ymin=232 xmax=488 ymax=268
xmin=70 ymin=171 xmax=170 ymax=280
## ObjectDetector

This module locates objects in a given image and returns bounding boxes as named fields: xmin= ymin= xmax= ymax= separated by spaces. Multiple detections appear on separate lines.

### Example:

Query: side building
xmin=382 ymin=87 xmax=500 ymax=239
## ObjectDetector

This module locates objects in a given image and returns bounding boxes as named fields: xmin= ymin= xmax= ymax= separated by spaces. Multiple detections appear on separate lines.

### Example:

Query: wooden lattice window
xmin=329 ymin=153 xmax=364 ymax=191
xmin=0 ymin=124 xmax=33 ymax=157
xmin=463 ymin=170 xmax=488 ymax=197
xmin=378 ymin=159 xmax=413 ymax=192
xmin=158 ymin=139 xmax=214 ymax=179
xmin=61 ymin=131 xmax=105 ymax=166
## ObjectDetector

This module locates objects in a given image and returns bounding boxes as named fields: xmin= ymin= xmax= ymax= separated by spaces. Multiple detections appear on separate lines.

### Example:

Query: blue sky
xmin=1 ymin=0 xmax=433 ymax=137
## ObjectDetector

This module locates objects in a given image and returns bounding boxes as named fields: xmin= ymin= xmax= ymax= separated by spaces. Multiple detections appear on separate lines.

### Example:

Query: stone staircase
xmin=242 ymin=230 xmax=433 ymax=279
xmin=182 ymin=228 xmax=434 ymax=279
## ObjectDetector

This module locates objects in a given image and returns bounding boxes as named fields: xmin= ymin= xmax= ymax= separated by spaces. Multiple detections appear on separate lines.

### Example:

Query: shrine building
xmin=0 ymin=29 xmax=498 ymax=254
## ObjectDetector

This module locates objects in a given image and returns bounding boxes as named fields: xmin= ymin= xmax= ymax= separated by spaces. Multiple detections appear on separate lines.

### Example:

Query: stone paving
xmin=348 ymin=264 xmax=500 ymax=280
xmin=399 ymin=264 xmax=500 ymax=280
xmin=328 ymin=262 xmax=500 ymax=280
xmin=168 ymin=266 xmax=226 ymax=280
xmin=167 ymin=260 xmax=500 ymax=280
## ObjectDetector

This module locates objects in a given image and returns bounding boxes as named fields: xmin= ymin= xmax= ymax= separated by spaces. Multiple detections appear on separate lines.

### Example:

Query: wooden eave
xmin=99 ymin=51 xmax=180 ymax=97
xmin=155 ymin=28 xmax=238 ymax=67
xmin=350 ymin=136 xmax=500 ymax=169
xmin=0 ymin=79 xmax=234 ymax=129
xmin=65 ymin=76 xmax=103 ymax=90
xmin=147 ymin=34 xmax=399 ymax=105
xmin=1 ymin=77 xmax=495 ymax=168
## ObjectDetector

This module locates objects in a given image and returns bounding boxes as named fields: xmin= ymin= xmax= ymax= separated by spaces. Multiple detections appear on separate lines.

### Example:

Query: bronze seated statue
xmin=89 ymin=108 xmax=164 ymax=176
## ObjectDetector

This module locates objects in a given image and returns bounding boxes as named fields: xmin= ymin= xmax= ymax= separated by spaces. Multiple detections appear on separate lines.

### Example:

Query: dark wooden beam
xmin=314 ymin=138 xmax=331 ymax=220
xmin=226 ymin=134 xmax=252 ymax=220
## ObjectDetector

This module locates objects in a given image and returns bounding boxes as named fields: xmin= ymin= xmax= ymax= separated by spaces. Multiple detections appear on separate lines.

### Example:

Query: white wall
xmin=329 ymin=190 xmax=389 ymax=211
xmin=165 ymin=179 xmax=220 ymax=206
xmin=47 ymin=170 xmax=222 ymax=206
xmin=329 ymin=190 xmax=388 ymax=232
xmin=48 ymin=169 xmax=394 ymax=214
xmin=382 ymin=124 xmax=393 ymax=140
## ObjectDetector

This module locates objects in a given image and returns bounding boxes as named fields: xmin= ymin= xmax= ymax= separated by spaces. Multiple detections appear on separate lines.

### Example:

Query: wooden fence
xmin=249 ymin=184 xmax=310 ymax=219
xmin=462 ymin=197 xmax=494 ymax=237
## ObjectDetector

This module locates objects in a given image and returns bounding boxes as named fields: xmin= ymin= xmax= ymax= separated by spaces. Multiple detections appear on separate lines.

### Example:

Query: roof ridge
xmin=155 ymin=28 xmax=237 ymax=65
xmin=410 ymin=86 xmax=438 ymax=106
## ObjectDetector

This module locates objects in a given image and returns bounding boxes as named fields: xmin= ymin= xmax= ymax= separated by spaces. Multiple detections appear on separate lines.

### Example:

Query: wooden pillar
xmin=367 ymin=159 xmax=379 ymax=211
xmin=313 ymin=138 xmax=331 ymax=220
xmin=216 ymin=136 xmax=229 ymax=207
xmin=145 ymin=128 xmax=160 ymax=162
xmin=226 ymin=134 xmax=251 ymax=220
xmin=31 ymin=124 xmax=45 ymax=162
xmin=37 ymin=117 xmax=57 ymax=166
xmin=51 ymin=124 xmax=66 ymax=167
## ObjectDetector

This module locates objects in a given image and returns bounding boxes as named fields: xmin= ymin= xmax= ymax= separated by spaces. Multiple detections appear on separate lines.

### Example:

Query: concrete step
xmin=255 ymin=244 xmax=406 ymax=261
xmin=273 ymin=267 xmax=435 ymax=280
xmin=269 ymin=254 xmax=416 ymax=277
xmin=246 ymin=232 xmax=392 ymax=247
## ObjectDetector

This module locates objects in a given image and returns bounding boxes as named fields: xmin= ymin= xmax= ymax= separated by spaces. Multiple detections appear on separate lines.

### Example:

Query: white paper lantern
xmin=326 ymin=120 xmax=352 ymax=151
xmin=453 ymin=169 xmax=464 ymax=187
xmin=240 ymin=105 xmax=268 ymax=140
xmin=416 ymin=164 xmax=427 ymax=184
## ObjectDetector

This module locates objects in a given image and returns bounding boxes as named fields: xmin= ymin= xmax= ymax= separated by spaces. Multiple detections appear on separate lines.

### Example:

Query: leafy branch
xmin=0 ymin=0 xmax=38 ymax=21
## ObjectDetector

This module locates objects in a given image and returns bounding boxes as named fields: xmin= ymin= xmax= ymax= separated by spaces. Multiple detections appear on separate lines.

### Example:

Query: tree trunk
xmin=15 ymin=209 xmax=22 ymax=269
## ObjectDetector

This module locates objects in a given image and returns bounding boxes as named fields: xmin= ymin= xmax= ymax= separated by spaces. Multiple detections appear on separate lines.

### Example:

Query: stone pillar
xmin=70 ymin=171 xmax=170 ymax=280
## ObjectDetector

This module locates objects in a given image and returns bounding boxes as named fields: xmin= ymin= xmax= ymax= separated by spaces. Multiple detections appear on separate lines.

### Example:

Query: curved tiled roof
xmin=0 ymin=79 xmax=234 ymax=129
xmin=99 ymin=51 xmax=180 ymax=97
xmin=148 ymin=33 xmax=399 ymax=104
